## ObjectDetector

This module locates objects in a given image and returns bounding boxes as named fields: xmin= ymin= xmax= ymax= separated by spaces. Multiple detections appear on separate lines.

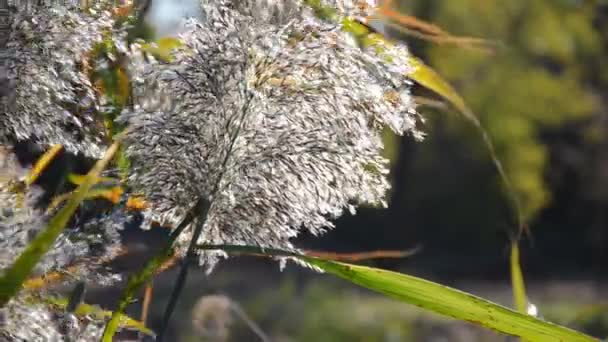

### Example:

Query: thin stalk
xmin=156 ymin=67 xmax=257 ymax=340
xmin=101 ymin=197 xmax=206 ymax=341
xmin=140 ymin=281 xmax=153 ymax=326
xmin=156 ymin=199 xmax=210 ymax=341
xmin=230 ymin=302 xmax=271 ymax=342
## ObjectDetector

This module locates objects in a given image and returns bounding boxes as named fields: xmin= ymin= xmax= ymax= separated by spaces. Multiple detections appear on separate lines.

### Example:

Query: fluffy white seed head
xmin=124 ymin=0 xmax=419 ymax=266
xmin=0 ymin=6 xmax=114 ymax=157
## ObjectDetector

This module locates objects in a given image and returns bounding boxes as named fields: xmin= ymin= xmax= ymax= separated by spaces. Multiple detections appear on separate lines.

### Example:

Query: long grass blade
xmin=196 ymin=244 xmax=597 ymax=342
xmin=310 ymin=258 xmax=594 ymax=342
xmin=102 ymin=198 xmax=206 ymax=341
xmin=511 ymin=241 xmax=528 ymax=313
xmin=101 ymin=245 xmax=175 ymax=341
xmin=0 ymin=138 xmax=122 ymax=306
xmin=511 ymin=241 xmax=531 ymax=342
xmin=409 ymin=56 xmax=525 ymax=233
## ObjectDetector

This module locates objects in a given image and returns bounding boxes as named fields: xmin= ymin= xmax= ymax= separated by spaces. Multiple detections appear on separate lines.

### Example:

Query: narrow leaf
xmin=101 ymin=243 xmax=175 ymax=341
xmin=511 ymin=242 xmax=528 ymax=313
xmin=25 ymin=144 xmax=63 ymax=186
xmin=409 ymin=57 xmax=468 ymax=116
xmin=309 ymin=259 xmax=596 ymax=342
xmin=67 ymin=173 xmax=118 ymax=186
xmin=0 ymin=138 xmax=122 ymax=306
xmin=409 ymin=56 xmax=525 ymax=231
xmin=196 ymin=245 xmax=597 ymax=342
xmin=103 ymin=199 xmax=206 ymax=341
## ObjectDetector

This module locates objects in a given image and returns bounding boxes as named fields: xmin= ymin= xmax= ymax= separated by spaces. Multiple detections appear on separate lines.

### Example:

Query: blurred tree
xmin=404 ymin=0 xmax=598 ymax=220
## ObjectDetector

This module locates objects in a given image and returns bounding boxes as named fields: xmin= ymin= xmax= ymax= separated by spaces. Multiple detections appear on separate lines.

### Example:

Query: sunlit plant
xmin=0 ymin=1 xmax=599 ymax=342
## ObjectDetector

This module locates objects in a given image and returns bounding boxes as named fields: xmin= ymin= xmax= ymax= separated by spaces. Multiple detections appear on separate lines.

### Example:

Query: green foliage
xmin=291 ymin=282 xmax=418 ymax=341
xmin=404 ymin=0 xmax=598 ymax=220
xmin=101 ymin=245 xmax=175 ymax=341
xmin=309 ymin=258 xmax=596 ymax=341
xmin=510 ymin=242 xmax=528 ymax=314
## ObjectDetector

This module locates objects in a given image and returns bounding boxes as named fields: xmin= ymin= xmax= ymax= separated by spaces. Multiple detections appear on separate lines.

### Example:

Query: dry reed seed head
xmin=1 ymin=298 xmax=105 ymax=341
xmin=0 ymin=158 xmax=49 ymax=272
xmin=0 ymin=146 xmax=25 ymax=182
xmin=0 ymin=193 xmax=121 ymax=279
xmin=232 ymin=0 xmax=380 ymax=22
xmin=124 ymin=0 xmax=419 ymax=266
xmin=1 ymin=299 xmax=66 ymax=341
xmin=191 ymin=295 xmax=234 ymax=339
xmin=0 ymin=5 xmax=117 ymax=158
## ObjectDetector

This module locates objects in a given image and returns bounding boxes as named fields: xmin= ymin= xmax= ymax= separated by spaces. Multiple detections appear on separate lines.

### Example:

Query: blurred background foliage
xmin=405 ymin=0 xmax=599 ymax=220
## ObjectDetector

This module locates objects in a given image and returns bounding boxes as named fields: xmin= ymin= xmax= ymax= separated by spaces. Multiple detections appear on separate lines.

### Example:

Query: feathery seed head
xmin=124 ymin=0 xmax=419 ymax=266
xmin=1 ymin=6 xmax=115 ymax=157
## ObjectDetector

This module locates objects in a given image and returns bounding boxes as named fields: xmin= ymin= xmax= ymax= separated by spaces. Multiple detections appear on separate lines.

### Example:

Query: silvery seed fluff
xmin=123 ymin=0 xmax=420 ymax=266
xmin=0 ymin=5 xmax=115 ymax=157
xmin=1 ymin=149 xmax=124 ymax=340
xmin=1 ymin=298 xmax=105 ymax=341
xmin=0 ymin=153 xmax=124 ymax=280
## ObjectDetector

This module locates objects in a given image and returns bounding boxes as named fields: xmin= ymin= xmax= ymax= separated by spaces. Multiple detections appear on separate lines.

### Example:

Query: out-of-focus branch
xmin=304 ymin=245 xmax=422 ymax=262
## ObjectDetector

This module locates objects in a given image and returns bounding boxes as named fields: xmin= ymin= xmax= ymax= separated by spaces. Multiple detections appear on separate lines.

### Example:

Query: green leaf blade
xmin=0 ymin=139 xmax=122 ymax=306
xmin=101 ymin=248 xmax=173 ymax=341
xmin=307 ymin=258 xmax=596 ymax=342
xmin=511 ymin=242 xmax=528 ymax=313
xmin=195 ymin=244 xmax=596 ymax=341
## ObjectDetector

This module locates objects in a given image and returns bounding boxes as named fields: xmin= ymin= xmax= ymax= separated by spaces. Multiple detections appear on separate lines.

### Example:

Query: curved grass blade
xmin=196 ymin=244 xmax=597 ymax=342
xmin=511 ymin=241 xmax=528 ymax=313
xmin=408 ymin=58 xmax=525 ymax=233
xmin=0 ymin=137 xmax=122 ymax=306
xmin=101 ymin=245 xmax=175 ymax=342
xmin=511 ymin=241 xmax=531 ymax=342
xmin=310 ymin=258 xmax=595 ymax=342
